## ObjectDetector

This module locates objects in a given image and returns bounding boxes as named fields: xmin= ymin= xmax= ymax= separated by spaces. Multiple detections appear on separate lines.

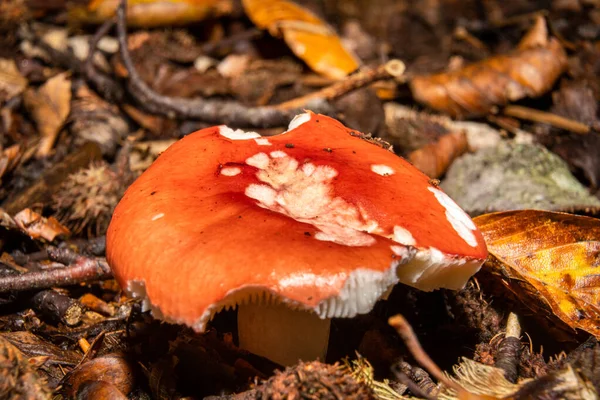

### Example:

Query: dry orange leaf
xmin=410 ymin=17 xmax=567 ymax=118
xmin=408 ymin=130 xmax=468 ymax=179
xmin=242 ymin=0 xmax=360 ymax=79
xmin=12 ymin=208 xmax=70 ymax=242
xmin=474 ymin=210 xmax=600 ymax=338
xmin=69 ymin=0 xmax=233 ymax=27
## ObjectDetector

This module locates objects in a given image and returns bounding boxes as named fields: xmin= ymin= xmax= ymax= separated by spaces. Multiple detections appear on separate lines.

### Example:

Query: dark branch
xmin=0 ymin=254 xmax=112 ymax=294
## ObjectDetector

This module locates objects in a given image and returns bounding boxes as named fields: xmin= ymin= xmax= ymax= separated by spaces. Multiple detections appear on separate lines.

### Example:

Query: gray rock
xmin=441 ymin=141 xmax=600 ymax=214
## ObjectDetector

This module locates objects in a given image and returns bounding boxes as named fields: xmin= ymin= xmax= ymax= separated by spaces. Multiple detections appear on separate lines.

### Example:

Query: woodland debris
xmin=0 ymin=58 xmax=28 ymax=103
xmin=61 ymin=352 xmax=135 ymax=398
xmin=31 ymin=289 xmax=83 ymax=326
xmin=0 ymin=251 xmax=111 ymax=294
xmin=12 ymin=208 xmax=70 ymax=242
xmin=0 ymin=334 xmax=52 ymax=399
xmin=23 ymin=72 xmax=71 ymax=158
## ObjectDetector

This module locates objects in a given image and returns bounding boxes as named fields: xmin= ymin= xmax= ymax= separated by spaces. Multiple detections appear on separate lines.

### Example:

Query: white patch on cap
xmin=254 ymin=138 xmax=272 ymax=146
xmin=151 ymin=213 xmax=165 ymax=221
xmin=371 ymin=164 xmax=395 ymax=176
xmin=428 ymin=187 xmax=478 ymax=247
xmin=245 ymin=152 xmax=270 ymax=169
xmin=243 ymin=151 xmax=380 ymax=247
xmin=221 ymin=167 xmax=242 ymax=177
xmin=286 ymin=112 xmax=311 ymax=132
xmin=219 ymin=126 xmax=261 ymax=140
xmin=270 ymin=151 xmax=288 ymax=158
xmin=301 ymin=163 xmax=316 ymax=176
xmin=393 ymin=226 xmax=416 ymax=246
xmin=315 ymin=228 xmax=375 ymax=247
xmin=245 ymin=184 xmax=277 ymax=207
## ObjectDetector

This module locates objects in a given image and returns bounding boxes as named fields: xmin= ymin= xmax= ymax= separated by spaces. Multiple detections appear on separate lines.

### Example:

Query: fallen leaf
xmin=0 ymin=58 xmax=28 ymax=104
xmin=474 ymin=210 xmax=600 ymax=338
xmin=0 ymin=334 xmax=52 ymax=399
xmin=70 ymin=85 xmax=129 ymax=156
xmin=242 ymin=0 xmax=360 ymax=79
xmin=24 ymin=72 xmax=71 ymax=158
xmin=410 ymin=18 xmax=567 ymax=117
xmin=13 ymin=208 xmax=70 ymax=242
xmin=0 ymin=144 xmax=22 ymax=183
xmin=408 ymin=130 xmax=468 ymax=179
xmin=61 ymin=353 xmax=135 ymax=398
xmin=69 ymin=0 xmax=233 ymax=27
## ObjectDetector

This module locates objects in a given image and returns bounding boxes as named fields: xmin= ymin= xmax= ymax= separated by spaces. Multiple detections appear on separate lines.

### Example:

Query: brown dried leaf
xmin=70 ymin=85 xmax=128 ymax=156
xmin=242 ymin=0 xmax=360 ymax=79
xmin=1 ymin=331 xmax=81 ymax=366
xmin=0 ymin=334 xmax=52 ymax=400
xmin=408 ymin=130 xmax=468 ymax=178
xmin=0 ymin=58 xmax=28 ymax=104
xmin=410 ymin=20 xmax=567 ymax=118
xmin=24 ymin=72 xmax=71 ymax=158
xmin=13 ymin=208 xmax=70 ymax=242
xmin=0 ymin=144 xmax=22 ymax=182
xmin=473 ymin=210 xmax=600 ymax=338
xmin=69 ymin=0 xmax=233 ymax=27
xmin=61 ymin=353 xmax=135 ymax=398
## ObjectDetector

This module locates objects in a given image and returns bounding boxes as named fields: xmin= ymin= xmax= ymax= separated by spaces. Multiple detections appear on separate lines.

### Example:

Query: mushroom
xmin=106 ymin=112 xmax=487 ymax=366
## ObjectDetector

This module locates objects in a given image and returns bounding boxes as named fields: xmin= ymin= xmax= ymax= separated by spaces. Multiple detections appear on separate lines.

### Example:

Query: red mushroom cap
xmin=106 ymin=112 xmax=487 ymax=331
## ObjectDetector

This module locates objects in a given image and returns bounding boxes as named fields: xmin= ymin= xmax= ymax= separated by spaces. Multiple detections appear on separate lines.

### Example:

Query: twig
xmin=391 ymin=364 xmax=436 ymax=400
xmin=388 ymin=315 xmax=477 ymax=398
xmin=275 ymin=59 xmax=406 ymax=110
xmin=0 ymin=254 xmax=112 ymax=294
xmin=84 ymin=17 xmax=124 ymax=103
xmin=503 ymin=105 xmax=591 ymax=134
xmin=494 ymin=312 xmax=521 ymax=383
xmin=30 ymin=289 xmax=83 ymax=326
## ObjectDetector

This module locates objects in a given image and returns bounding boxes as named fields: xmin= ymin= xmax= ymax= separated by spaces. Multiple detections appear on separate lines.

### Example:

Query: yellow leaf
xmin=69 ymin=0 xmax=233 ymax=27
xmin=474 ymin=210 xmax=600 ymax=338
xmin=242 ymin=0 xmax=360 ymax=79
xmin=24 ymin=72 xmax=71 ymax=158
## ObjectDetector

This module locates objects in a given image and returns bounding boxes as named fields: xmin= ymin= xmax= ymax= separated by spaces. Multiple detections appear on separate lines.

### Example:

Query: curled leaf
xmin=410 ymin=19 xmax=567 ymax=117
xmin=408 ymin=130 xmax=468 ymax=179
xmin=242 ymin=0 xmax=360 ymax=79
xmin=13 ymin=208 xmax=70 ymax=242
xmin=474 ymin=210 xmax=600 ymax=338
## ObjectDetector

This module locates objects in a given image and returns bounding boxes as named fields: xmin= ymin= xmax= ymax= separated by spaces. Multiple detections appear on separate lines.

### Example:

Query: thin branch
xmin=275 ymin=59 xmax=406 ymax=110
xmin=84 ymin=17 xmax=124 ymax=103
xmin=388 ymin=315 xmax=468 ymax=395
xmin=503 ymin=105 xmax=591 ymax=134
xmin=0 ymin=254 xmax=112 ymax=294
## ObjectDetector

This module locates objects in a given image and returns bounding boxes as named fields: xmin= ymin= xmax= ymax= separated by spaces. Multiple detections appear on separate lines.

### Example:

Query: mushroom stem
xmin=237 ymin=302 xmax=331 ymax=366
